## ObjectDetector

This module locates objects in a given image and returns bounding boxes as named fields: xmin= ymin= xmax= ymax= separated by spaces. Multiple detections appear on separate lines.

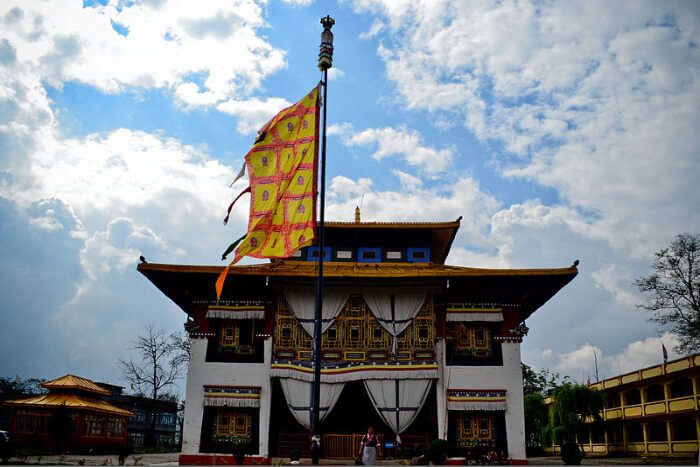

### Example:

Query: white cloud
xmin=348 ymin=0 xmax=700 ymax=258
xmin=359 ymin=20 xmax=384 ymax=39
xmin=328 ymin=67 xmax=344 ymax=80
xmin=327 ymin=122 xmax=353 ymax=136
xmin=0 ymin=0 xmax=287 ymax=130
xmin=342 ymin=126 xmax=454 ymax=172
xmin=393 ymin=169 xmax=422 ymax=191
xmin=552 ymin=333 xmax=681 ymax=381
xmin=217 ymin=96 xmax=292 ymax=134
xmin=591 ymin=264 xmax=640 ymax=308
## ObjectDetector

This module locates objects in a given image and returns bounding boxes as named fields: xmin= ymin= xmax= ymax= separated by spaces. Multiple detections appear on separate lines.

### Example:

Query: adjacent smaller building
xmin=97 ymin=383 xmax=178 ymax=448
xmin=545 ymin=353 xmax=700 ymax=457
xmin=4 ymin=375 xmax=134 ymax=451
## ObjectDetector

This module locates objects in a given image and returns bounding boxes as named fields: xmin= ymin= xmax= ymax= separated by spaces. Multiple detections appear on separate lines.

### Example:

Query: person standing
xmin=359 ymin=426 xmax=381 ymax=465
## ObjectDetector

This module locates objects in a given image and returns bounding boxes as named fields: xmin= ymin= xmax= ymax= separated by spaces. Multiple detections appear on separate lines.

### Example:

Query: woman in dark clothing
xmin=359 ymin=425 xmax=381 ymax=465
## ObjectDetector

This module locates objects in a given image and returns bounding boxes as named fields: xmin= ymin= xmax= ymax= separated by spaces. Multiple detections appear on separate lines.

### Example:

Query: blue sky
xmin=1 ymin=0 xmax=699 ymax=394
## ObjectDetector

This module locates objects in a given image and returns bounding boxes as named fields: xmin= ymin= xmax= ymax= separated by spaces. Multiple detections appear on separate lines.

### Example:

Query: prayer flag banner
xmin=217 ymin=85 xmax=321 ymax=299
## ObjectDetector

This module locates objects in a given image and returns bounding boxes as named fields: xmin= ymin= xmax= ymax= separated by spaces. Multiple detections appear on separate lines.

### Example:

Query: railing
xmin=602 ymin=394 xmax=697 ymax=421
xmin=322 ymin=433 xmax=384 ymax=459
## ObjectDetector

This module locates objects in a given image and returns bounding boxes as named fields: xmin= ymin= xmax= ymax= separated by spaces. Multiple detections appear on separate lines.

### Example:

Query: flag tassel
xmin=223 ymin=186 xmax=251 ymax=225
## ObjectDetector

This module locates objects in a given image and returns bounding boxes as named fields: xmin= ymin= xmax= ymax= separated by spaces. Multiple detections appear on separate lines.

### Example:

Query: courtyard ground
xmin=2 ymin=454 xmax=698 ymax=465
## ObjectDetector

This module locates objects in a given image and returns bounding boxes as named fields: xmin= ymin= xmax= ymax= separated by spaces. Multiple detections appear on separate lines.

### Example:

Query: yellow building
xmin=545 ymin=353 xmax=700 ymax=457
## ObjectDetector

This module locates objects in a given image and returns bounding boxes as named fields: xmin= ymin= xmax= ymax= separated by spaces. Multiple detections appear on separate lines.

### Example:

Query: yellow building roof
xmin=4 ymin=393 xmax=134 ymax=417
xmin=137 ymin=260 xmax=578 ymax=278
xmin=42 ymin=374 xmax=111 ymax=396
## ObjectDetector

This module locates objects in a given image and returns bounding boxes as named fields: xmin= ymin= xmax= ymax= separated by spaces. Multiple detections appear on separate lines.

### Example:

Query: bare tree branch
xmin=637 ymin=233 xmax=700 ymax=354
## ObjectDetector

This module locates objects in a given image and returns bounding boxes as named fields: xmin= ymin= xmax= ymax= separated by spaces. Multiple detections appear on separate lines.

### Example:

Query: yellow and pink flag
xmin=216 ymin=85 xmax=321 ymax=299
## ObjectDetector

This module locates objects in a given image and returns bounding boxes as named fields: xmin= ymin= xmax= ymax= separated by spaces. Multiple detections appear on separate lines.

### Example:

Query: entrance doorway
xmin=270 ymin=379 xmax=436 ymax=459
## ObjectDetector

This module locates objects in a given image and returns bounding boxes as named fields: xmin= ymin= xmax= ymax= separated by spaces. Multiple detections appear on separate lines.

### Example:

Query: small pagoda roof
xmin=4 ymin=393 xmax=134 ymax=417
xmin=42 ymin=374 xmax=111 ymax=396
xmin=137 ymin=260 xmax=578 ymax=323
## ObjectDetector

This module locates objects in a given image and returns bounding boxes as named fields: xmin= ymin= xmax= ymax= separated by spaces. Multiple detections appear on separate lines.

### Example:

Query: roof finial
xmin=355 ymin=206 xmax=361 ymax=223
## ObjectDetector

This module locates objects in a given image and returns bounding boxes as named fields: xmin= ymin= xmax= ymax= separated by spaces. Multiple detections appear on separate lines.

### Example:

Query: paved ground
xmin=4 ymin=454 xmax=698 ymax=465
xmin=5 ymin=453 xmax=179 ymax=465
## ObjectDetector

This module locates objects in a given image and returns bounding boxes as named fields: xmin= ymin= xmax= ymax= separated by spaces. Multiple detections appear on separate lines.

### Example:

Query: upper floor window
xmin=206 ymin=319 xmax=264 ymax=363
xmin=446 ymin=323 xmax=502 ymax=366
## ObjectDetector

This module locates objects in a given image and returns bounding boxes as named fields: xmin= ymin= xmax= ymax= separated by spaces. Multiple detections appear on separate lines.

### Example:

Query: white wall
xmin=444 ymin=343 xmax=526 ymax=460
xmin=181 ymin=337 xmax=273 ymax=456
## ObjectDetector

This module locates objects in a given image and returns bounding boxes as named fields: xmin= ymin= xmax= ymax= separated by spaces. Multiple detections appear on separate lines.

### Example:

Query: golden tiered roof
xmin=5 ymin=374 xmax=134 ymax=417
xmin=4 ymin=393 xmax=134 ymax=417
xmin=41 ymin=374 xmax=111 ymax=396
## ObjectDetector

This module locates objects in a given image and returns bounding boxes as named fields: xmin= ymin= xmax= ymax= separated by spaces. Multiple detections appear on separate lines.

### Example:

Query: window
xmin=215 ymin=411 xmax=249 ymax=438
xmin=627 ymin=423 xmax=644 ymax=442
xmin=386 ymin=251 xmax=402 ymax=260
xmin=222 ymin=326 xmax=238 ymax=346
xmin=361 ymin=250 xmax=377 ymax=260
xmin=624 ymin=389 xmax=641 ymax=406
xmin=672 ymin=417 xmax=697 ymax=441
xmin=336 ymin=250 xmax=352 ymax=260
xmin=646 ymin=384 xmax=665 ymax=402
xmin=460 ymin=415 xmax=473 ymax=440
xmin=648 ymin=421 xmax=667 ymax=441
xmin=477 ymin=418 xmax=492 ymax=439
xmin=233 ymin=415 xmax=248 ymax=435
xmin=216 ymin=414 xmax=230 ymax=435
xmin=84 ymin=415 xmax=104 ymax=436
xmin=670 ymin=379 xmax=693 ymax=398
xmin=606 ymin=393 xmax=621 ymax=408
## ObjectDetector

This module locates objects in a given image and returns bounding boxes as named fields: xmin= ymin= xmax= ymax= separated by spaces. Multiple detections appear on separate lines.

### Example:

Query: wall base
xmin=446 ymin=458 xmax=527 ymax=465
xmin=179 ymin=454 xmax=270 ymax=465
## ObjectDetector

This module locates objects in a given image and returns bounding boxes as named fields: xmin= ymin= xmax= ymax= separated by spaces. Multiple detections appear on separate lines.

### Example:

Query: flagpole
xmin=311 ymin=14 xmax=334 ymax=454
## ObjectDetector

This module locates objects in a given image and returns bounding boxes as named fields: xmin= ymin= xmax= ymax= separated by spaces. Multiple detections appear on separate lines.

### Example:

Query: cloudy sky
xmin=1 ymin=0 xmax=699 ymax=394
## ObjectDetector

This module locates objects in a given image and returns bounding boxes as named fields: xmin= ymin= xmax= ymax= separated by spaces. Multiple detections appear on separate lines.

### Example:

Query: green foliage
xmin=544 ymin=383 xmax=603 ymax=465
xmin=636 ymin=232 xmax=700 ymax=354
xmin=522 ymin=363 xmax=569 ymax=396
xmin=524 ymin=393 xmax=548 ymax=450
xmin=231 ymin=439 xmax=250 ymax=462
xmin=424 ymin=439 xmax=448 ymax=465
xmin=0 ymin=377 xmax=46 ymax=398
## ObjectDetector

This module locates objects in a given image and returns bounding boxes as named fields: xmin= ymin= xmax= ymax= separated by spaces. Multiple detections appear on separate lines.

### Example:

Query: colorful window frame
xmin=215 ymin=410 xmax=249 ymax=438
xmin=358 ymin=247 xmax=381 ymax=263
xmin=407 ymin=247 xmax=430 ymax=263
xmin=307 ymin=246 xmax=331 ymax=261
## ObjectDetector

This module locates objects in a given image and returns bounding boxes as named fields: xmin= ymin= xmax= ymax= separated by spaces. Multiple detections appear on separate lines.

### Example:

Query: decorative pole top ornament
xmin=318 ymin=15 xmax=335 ymax=71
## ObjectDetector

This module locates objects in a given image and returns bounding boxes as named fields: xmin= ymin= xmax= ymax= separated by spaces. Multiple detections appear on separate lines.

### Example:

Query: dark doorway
xmin=269 ymin=379 xmax=437 ymax=457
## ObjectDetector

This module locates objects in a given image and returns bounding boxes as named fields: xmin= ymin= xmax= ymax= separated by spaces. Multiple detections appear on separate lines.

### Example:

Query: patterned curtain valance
xmin=203 ymin=385 xmax=261 ymax=408
xmin=446 ymin=306 xmax=503 ymax=322
xmin=447 ymin=389 xmax=507 ymax=411
xmin=206 ymin=304 xmax=266 ymax=320
xmin=270 ymin=362 xmax=439 ymax=383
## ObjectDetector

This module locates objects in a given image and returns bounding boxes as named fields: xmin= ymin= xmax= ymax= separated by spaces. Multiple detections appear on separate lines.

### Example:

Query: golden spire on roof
xmin=355 ymin=206 xmax=360 ymax=223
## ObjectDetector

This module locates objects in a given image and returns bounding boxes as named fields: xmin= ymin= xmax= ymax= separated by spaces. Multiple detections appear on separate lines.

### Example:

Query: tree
xmin=522 ymin=363 xmax=568 ymax=396
xmin=636 ymin=233 xmax=700 ymax=354
xmin=544 ymin=383 xmax=603 ymax=465
xmin=119 ymin=324 xmax=190 ymax=447
xmin=0 ymin=377 xmax=46 ymax=398
xmin=524 ymin=393 xmax=548 ymax=454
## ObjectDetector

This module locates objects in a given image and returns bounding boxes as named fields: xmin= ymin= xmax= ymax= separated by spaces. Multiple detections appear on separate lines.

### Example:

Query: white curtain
xmin=279 ymin=378 xmax=345 ymax=430
xmin=284 ymin=287 xmax=351 ymax=336
xmin=362 ymin=288 xmax=428 ymax=336
xmin=364 ymin=379 xmax=432 ymax=443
